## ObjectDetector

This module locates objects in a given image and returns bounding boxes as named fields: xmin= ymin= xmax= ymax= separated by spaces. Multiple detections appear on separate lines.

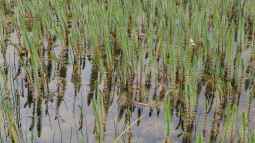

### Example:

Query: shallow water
xmin=1 ymin=31 xmax=255 ymax=143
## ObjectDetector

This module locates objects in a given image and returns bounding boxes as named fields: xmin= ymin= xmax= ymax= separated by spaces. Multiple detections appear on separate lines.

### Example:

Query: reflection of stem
xmin=73 ymin=95 xmax=76 ymax=113
xmin=69 ymin=127 xmax=72 ymax=143
xmin=248 ymin=90 xmax=252 ymax=132
xmin=57 ymin=119 xmax=63 ymax=143
xmin=113 ymin=114 xmax=145 ymax=143
xmin=84 ymin=112 xmax=89 ymax=143
xmin=52 ymin=131 xmax=55 ymax=143
xmin=78 ymin=105 xmax=83 ymax=130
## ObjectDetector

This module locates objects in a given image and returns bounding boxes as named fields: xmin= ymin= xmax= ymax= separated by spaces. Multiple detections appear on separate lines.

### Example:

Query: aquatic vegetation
xmin=0 ymin=0 xmax=255 ymax=142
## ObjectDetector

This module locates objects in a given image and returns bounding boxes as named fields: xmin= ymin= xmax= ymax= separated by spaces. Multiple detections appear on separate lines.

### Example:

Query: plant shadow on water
xmin=0 ymin=0 xmax=255 ymax=143
xmin=10 ymin=49 xmax=167 ymax=143
xmin=3 ymin=37 xmax=255 ymax=143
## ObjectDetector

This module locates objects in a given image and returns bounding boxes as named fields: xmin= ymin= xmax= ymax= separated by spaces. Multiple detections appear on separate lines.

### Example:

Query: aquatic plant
xmin=0 ymin=0 xmax=255 ymax=142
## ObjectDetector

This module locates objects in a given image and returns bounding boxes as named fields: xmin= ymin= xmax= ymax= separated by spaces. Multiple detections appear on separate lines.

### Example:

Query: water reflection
xmin=0 ymin=31 xmax=255 ymax=143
